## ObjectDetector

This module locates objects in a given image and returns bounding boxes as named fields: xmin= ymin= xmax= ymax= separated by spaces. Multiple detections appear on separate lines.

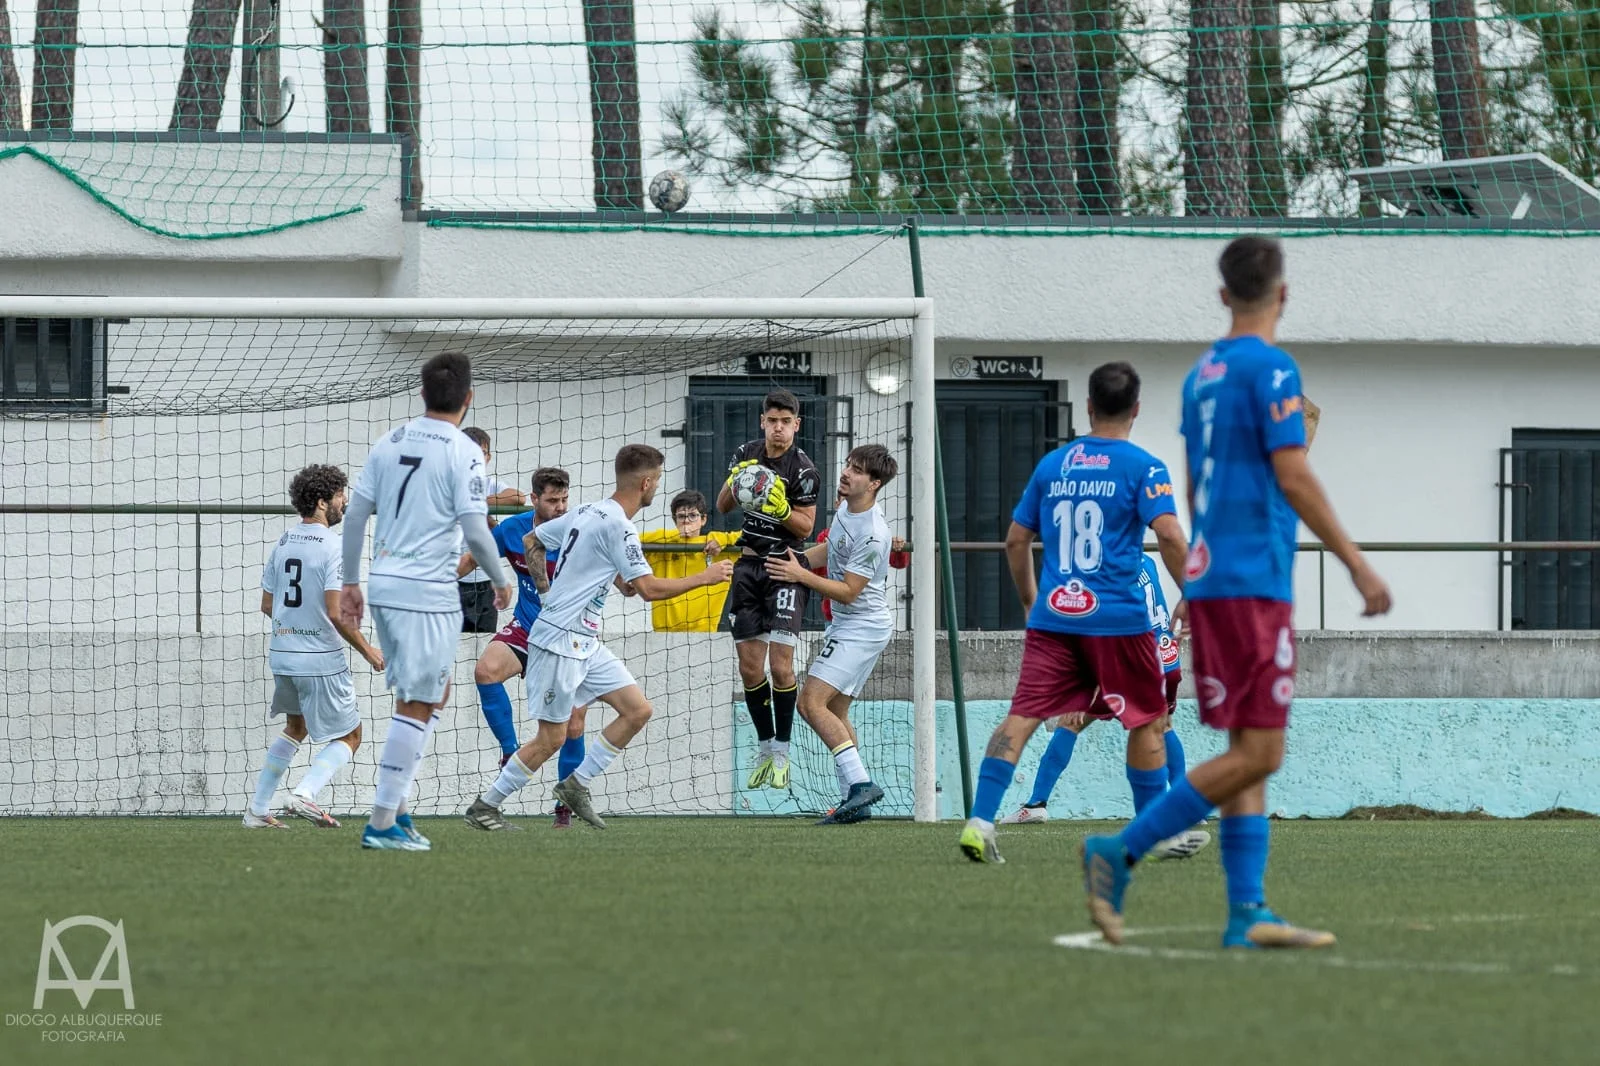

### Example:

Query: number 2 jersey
xmin=529 ymin=499 xmax=654 ymax=659
xmin=350 ymin=415 xmax=490 ymax=613
xmin=1012 ymin=437 xmax=1178 ymax=637
xmin=261 ymin=522 xmax=345 ymax=676
xmin=1179 ymin=335 xmax=1307 ymax=603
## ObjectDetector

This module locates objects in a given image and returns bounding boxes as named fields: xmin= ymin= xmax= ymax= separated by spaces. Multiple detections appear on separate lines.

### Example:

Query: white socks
xmin=250 ymin=733 xmax=300 ymax=816
xmin=771 ymin=739 xmax=791 ymax=760
xmin=483 ymin=755 xmax=533 ymax=808
xmin=371 ymin=715 xmax=429 ymax=831
xmin=832 ymin=741 xmax=868 ymax=798
xmin=573 ymin=734 xmax=623 ymax=786
xmin=293 ymin=739 xmax=354 ymax=802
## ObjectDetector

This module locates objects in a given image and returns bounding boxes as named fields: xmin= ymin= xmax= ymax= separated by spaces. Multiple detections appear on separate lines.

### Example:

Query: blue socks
xmin=1220 ymin=814 xmax=1270 ymax=906
xmin=558 ymin=735 xmax=586 ymax=781
xmin=971 ymin=756 xmax=1015 ymax=823
xmin=1118 ymin=777 xmax=1214 ymax=861
xmin=1027 ymin=728 xmax=1078 ymax=807
xmin=476 ymin=682 xmax=518 ymax=757
xmin=1164 ymin=729 xmax=1186 ymax=786
xmin=1125 ymin=764 xmax=1168 ymax=815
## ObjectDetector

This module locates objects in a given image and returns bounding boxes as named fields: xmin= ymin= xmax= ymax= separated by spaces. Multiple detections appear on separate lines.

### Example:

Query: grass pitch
xmin=3 ymin=818 xmax=1597 ymax=1065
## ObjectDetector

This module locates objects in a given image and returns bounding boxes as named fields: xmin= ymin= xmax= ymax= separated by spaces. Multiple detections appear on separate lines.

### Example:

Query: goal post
xmin=0 ymin=295 xmax=940 ymax=822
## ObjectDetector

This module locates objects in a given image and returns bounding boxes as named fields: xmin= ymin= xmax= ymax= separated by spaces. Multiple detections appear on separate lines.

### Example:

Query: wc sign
xmin=35 ymin=916 xmax=135 ymax=1009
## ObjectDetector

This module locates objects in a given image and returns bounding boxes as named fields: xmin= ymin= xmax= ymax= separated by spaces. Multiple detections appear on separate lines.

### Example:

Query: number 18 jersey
xmin=350 ymin=415 xmax=489 ymax=613
xmin=1012 ymin=437 xmax=1178 ymax=637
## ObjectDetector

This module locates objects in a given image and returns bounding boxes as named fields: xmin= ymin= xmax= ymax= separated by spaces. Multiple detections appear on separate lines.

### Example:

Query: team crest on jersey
xmin=1158 ymin=634 xmax=1180 ymax=668
xmin=1101 ymin=693 xmax=1126 ymax=718
xmin=390 ymin=428 xmax=404 ymax=443
xmin=1046 ymin=580 xmax=1098 ymax=618
xmin=1184 ymin=537 xmax=1211 ymax=581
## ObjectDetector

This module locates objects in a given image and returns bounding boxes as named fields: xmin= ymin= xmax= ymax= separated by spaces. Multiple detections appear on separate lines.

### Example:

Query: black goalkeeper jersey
xmin=729 ymin=439 xmax=822 ymax=556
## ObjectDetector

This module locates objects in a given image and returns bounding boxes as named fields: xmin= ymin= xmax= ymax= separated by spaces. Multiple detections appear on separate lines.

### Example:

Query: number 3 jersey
xmin=1012 ymin=437 xmax=1178 ymax=637
xmin=529 ymin=499 xmax=654 ymax=659
xmin=261 ymin=523 xmax=346 ymax=676
xmin=350 ymin=415 xmax=490 ymax=613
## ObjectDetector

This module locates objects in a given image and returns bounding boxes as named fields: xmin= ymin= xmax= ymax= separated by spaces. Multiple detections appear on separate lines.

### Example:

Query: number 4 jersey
xmin=350 ymin=415 xmax=490 ymax=613
xmin=261 ymin=522 xmax=346 ymax=676
xmin=1012 ymin=437 xmax=1178 ymax=637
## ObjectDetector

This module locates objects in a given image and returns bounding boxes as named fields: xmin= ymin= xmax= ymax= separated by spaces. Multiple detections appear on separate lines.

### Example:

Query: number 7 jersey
xmin=1012 ymin=437 xmax=1178 ymax=637
xmin=350 ymin=415 xmax=490 ymax=613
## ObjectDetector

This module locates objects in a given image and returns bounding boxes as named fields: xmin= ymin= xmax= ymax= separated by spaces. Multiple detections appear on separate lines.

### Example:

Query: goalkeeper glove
xmin=725 ymin=458 xmax=759 ymax=492
xmin=759 ymin=474 xmax=791 ymax=522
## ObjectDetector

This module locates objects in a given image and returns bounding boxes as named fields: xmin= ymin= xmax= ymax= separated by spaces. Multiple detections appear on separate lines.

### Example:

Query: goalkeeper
xmin=716 ymin=389 xmax=822 ymax=791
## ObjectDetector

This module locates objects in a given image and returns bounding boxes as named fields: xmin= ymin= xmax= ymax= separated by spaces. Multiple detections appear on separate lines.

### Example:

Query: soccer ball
xmin=731 ymin=464 xmax=775 ymax=510
xmin=648 ymin=170 xmax=691 ymax=214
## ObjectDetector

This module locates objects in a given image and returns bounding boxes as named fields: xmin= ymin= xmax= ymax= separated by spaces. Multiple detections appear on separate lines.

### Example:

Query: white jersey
xmin=825 ymin=501 xmax=894 ymax=635
xmin=528 ymin=499 xmax=653 ymax=659
xmin=350 ymin=415 xmax=488 ymax=613
xmin=261 ymin=522 xmax=346 ymax=676
xmin=459 ymin=474 xmax=512 ymax=583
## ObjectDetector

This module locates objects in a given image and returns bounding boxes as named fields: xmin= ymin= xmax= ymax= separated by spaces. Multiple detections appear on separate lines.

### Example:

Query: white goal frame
xmin=0 ymin=295 xmax=940 ymax=822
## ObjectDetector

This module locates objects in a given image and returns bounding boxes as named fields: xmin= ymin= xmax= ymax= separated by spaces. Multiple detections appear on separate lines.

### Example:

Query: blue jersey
xmin=1138 ymin=556 xmax=1181 ymax=676
xmin=1013 ymin=437 xmax=1178 ymax=637
xmin=1180 ymin=335 xmax=1307 ymax=602
xmin=491 ymin=511 xmax=559 ymax=631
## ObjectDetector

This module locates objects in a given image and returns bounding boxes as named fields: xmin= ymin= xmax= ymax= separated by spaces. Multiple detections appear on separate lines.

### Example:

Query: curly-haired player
xmin=246 ymin=464 xmax=385 ymax=830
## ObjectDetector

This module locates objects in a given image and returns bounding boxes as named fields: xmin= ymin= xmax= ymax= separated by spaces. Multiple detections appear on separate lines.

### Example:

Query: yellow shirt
xmin=638 ymin=529 xmax=742 ymax=632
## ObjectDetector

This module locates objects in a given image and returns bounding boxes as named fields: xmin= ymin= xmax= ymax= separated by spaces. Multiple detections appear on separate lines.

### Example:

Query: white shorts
xmin=522 ymin=643 xmax=637 ymax=724
xmin=805 ymin=628 xmax=891 ymax=698
xmin=371 ymin=605 xmax=460 ymax=705
xmin=270 ymin=671 xmax=360 ymax=744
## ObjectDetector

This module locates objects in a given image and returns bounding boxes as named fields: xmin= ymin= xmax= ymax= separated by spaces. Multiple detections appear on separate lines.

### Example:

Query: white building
xmin=3 ymin=139 xmax=1597 ymax=816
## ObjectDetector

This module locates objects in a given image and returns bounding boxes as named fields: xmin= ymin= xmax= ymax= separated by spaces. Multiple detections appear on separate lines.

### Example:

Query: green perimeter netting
xmin=0 ymin=2 xmax=1596 ymax=233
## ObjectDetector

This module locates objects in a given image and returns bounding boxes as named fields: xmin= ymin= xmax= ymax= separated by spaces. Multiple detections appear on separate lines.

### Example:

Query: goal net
xmin=0 ymin=297 xmax=937 ymax=822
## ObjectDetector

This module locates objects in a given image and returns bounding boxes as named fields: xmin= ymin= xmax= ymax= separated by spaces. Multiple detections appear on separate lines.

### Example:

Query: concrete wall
xmin=3 ymin=630 xmax=1594 ymax=819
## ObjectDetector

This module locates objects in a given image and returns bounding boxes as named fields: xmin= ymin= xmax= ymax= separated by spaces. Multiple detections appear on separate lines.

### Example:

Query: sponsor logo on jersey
xmin=625 ymin=541 xmax=645 ymax=566
xmin=1060 ymin=443 xmax=1111 ymax=474
xmin=1197 ymin=354 xmax=1228 ymax=383
xmin=1184 ymin=537 xmax=1211 ymax=581
xmin=1199 ymin=676 xmax=1227 ymax=710
xmin=1158 ymin=634 xmax=1180 ymax=668
xmin=1145 ymin=482 xmax=1174 ymax=498
xmin=1269 ymin=395 xmax=1304 ymax=423
xmin=1046 ymin=580 xmax=1099 ymax=618
xmin=469 ymin=476 xmax=485 ymax=496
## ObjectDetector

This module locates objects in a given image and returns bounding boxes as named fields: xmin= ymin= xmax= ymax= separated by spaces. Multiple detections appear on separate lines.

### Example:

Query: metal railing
xmin=3 ymin=503 xmax=1597 ymax=633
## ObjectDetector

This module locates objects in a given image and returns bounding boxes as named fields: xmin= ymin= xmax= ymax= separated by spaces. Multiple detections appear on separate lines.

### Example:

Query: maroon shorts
xmin=1164 ymin=670 xmax=1182 ymax=715
xmin=490 ymin=620 xmax=531 ymax=670
xmin=1189 ymin=598 xmax=1295 ymax=731
xmin=1010 ymin=628 xmax=1166 ymax=730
